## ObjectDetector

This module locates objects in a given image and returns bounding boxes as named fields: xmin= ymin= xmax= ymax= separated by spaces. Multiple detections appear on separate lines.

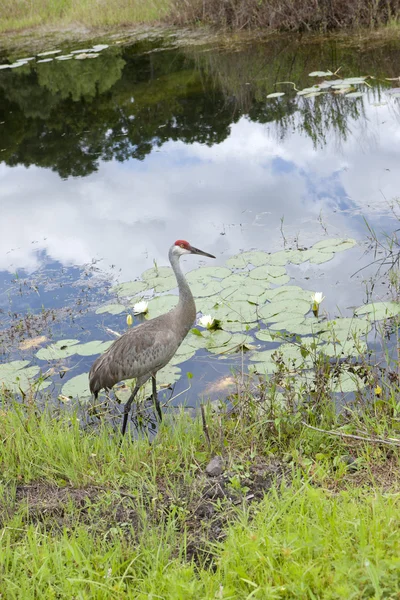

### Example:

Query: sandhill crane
xmin=89 ymin=240 xmax=215 ymax=436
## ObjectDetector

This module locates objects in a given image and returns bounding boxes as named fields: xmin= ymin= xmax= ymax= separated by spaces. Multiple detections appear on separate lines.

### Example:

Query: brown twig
xmin=201 ymin=404 xmax=211 ymax=449
xmin=301 ymin=421 xmax=400 ymax=447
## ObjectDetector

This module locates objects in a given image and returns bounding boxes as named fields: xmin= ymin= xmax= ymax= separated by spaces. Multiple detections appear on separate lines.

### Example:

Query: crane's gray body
xmin=89 ymin=245 xmax=196 ymax=398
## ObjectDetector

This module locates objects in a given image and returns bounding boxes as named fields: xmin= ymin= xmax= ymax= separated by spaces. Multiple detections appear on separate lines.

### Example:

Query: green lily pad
xmin=309 ymin=251 xmax=335 ymax=265
xmin=212 ymin=300 xmax=259 ymax=323
xmin=265 ymin=286 xmax=313 ymax=303
xmin=62 ymin=373 xmax=91 ymax=399
xmin=186 ymin=266 xmax=231 ymax=284
xmin=186 ymin=329 xmax=232 ymax=350
xmin=341 ymin=77 xmax=367 ymax=85
xmin=142 ymin=266 xmax=173 ymax=281
xmin=191 ymin=280 xmax=223 ymax=298
xmin=36 ymin=339 xmax=80 ymax=361
xmin=317 ymin=318 xmax=371 ymax=343
xmin=330 ymin=370 xmax=367 ymax=393
xmin=259 ymin=299 xmax=310 ymax=322
xmin=220 ymin=273 xmax=251 ymax=288
xmin=267 ymin=92 xmax=285 ymax=98
xmin=266 ymin=250 xmax=303 ymax=266
xmin=225 ymin=251 xmax=270 ymax=269
xmin=354 ymin=301 xmax=400 ymax=320
xmin=152 ymin=275 xmax=177 ymax=293
xmin=270 ymin=275 xmax=291 ymax=286
xmin=320 ymin=339 xmax=367 ymax=358
xmin=0 ymin=365 xmax=44 ymax=393
xmin=218 ymin=283 xmax=266 ymax=303
xmin=297 ymin=86 xmax=320 ymax=96
xmin=111 ymin=280 xmax=148 ymax=297
xmin=207 ymin=333 xmax=253 ymax=354
xmin=255 ymin=330 xmax=277 ymax=343
xmin=96 ymin=304 xmax=126 ymax=315
xmin=312 ymin=238 xmax=357 ymax=252
xmin=223 ymin=321 xmax=257 ymax=333
xmin=170 ymin=350 xmax=196 ymax=366
xmin=249 ymin=265 xmax=287 ymax=280
xmin=148 ymin=295 xmax=178 ymax=317
xmin=309 ymin=71 xmax=333 ymax=77
xmin=269 ymin=316 xmax=306 ymax=331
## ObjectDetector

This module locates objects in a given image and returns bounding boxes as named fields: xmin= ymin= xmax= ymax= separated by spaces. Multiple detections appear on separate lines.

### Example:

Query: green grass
xmin=1 ymin=394 xmax=400 ymax=598
xmin=0 ymin=0 xmax=398 ymax=33
xmin=0 ymin=0 xmax=171 ymax=33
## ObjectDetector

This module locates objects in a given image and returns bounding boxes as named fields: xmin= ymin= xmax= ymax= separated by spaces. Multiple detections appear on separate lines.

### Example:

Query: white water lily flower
xmin=311 ymin=292 xmax=325 ymax=305
xmin=198 ymin=314 xmax=215 ymax=329
xmin=133 ymin=300 xmax=148 ymax=315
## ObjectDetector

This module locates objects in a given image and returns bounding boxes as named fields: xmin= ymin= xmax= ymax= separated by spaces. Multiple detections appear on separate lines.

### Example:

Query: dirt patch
xmin=7 ymin=456 xmax=289 ymax=565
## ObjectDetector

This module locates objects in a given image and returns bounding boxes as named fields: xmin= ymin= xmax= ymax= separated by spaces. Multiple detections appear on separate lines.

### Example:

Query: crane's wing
xmin=89 ymin=316 xmax=181 ymax=394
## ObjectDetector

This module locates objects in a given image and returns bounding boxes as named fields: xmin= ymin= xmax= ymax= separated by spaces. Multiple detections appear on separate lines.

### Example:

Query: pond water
xmin=0 ymin=32 xmax=400 ymax=412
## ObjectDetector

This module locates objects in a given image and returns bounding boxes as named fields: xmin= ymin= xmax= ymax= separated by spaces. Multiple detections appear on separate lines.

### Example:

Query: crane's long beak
xmin=190 ymin=246 xmax=216 ymax=259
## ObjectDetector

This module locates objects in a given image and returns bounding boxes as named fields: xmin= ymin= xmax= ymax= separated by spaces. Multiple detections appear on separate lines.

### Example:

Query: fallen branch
xmin=301 ymin=421 xmax=400 ymax=447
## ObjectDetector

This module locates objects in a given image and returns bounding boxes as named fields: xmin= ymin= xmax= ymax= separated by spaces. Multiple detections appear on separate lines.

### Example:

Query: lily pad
xmin=147 ymin=295 xmax=178 ymax=317
xmin=36 ymin=339 xmax=80 ymax=361
xmin=112 ymin=280 xmax=148 ymax=297
xmin=309 ymin=71 xmax=333 ymax=77
xmin=152 ymin=275 xmax=177 ymax=293
xmin=186 ymin=266 xmax=231 ymax=284
xmin=142 ymin=266 xmax=173 ymax=281
xmin=317 ymin=318 xmax=371 ymax=343
xmin=249 ymin=265 xmax=287 ymax=280
xmin=62 ymin=373 xmax=91 ymax=399
xmin=191 ymin=280 xmax=223 ymax=298
xmin=330 ymin=370 xmax=367 ymax=393
xmin=226 ymin=250 xmax=270 ymax=269
xmin=170 ymin=349 xmax=196 ymax=365
xmin=308 ymin=252 xmax=335 ymax=265
xmin=255 ymin=330 xmax=276 ymax=342
xmin=211 ymin=300 xmax=259 ymax=323
xmin=259 ymin=299 xmax=310 ymax=322
xmin=207 ymin=333 xmax=253 ymax=354
xmin=297 ymin=87 xmax=320 ymax=96
xmin=96 ymin=303 xmax=126 ymax=315
xmin=218 ymin=283 xmax=266 ymax=303
xmin=312 ymin=238 xmax=356 ymax=252
xmin=267 ymin=92 xmax=285 ymax=98
xmin=225 ymin=251 xmax=270 ymax=269
xmin=265 ymin=286 xmax=314 ymax=303
xmin=269 ymin=316 xmax=306 ymax=331
xmin=220 ymin=273 xmax=251 ymax=288
xmin=0 ymin=364 xmax=43 ymax=393
xmin=354 ymin=301 xmax=400 ymax=320
xmin=37 ymin=50 xmax=61 ymax=56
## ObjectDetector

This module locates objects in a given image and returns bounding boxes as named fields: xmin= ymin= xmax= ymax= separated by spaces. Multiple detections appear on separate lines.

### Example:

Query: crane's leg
xmin=121 ymin=383 xmax=141 ymax=437
xmin=152 ymin=375 xmax=162 ymax=423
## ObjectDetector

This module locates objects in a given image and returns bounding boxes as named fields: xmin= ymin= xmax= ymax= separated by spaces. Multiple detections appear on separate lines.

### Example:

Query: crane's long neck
xmin=169 ymin=248 xmax=196 ymax=339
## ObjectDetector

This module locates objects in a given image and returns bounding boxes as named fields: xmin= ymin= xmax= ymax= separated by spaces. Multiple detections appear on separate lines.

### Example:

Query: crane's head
xmin=173 ymin=240 xmax=215 ymax=259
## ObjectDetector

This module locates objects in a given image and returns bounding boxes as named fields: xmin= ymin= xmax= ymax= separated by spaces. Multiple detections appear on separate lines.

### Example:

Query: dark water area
xmin=1 ymin=32 xmax=400 ymax=407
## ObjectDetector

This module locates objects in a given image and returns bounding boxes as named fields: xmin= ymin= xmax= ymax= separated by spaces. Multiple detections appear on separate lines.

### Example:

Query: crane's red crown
xmin=174 ymin=240 xmax=190 ymax=249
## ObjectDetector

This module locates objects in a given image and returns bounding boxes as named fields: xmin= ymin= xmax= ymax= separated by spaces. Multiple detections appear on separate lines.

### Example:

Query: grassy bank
xmin=0 ymin=0 xmax=399 ymax=34
xmin=1 ymin=379 xmax=400 ymax=598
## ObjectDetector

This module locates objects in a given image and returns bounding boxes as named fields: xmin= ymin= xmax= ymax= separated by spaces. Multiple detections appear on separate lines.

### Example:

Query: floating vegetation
xmin=268 ymin=72 xmax=370 ymax=101
xmin=1 ymin=236 xmax=396 ymax=402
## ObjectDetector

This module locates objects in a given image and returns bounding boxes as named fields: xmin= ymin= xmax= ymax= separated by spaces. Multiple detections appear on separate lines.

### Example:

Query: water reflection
xmin=0 ymin=33 xmax=400 ymax=401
